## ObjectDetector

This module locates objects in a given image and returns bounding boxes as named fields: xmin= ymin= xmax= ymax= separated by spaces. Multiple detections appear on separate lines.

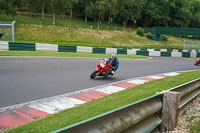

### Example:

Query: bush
xmin=136 ymin=27 xmax=144 ymax=36
xmin=146 ymin=32 xmax=152 ymax=39
xmin=162 ymin=35 xmax=168 ymax=41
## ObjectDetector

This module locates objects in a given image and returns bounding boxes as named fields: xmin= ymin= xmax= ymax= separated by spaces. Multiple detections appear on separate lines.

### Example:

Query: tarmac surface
xmin=0 ymin=56 xmax=198 ymax=108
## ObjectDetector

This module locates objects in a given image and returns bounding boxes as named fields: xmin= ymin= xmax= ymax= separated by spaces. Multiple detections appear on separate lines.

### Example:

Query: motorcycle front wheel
xmin=90 ymin=70 xmax=98 ymax=79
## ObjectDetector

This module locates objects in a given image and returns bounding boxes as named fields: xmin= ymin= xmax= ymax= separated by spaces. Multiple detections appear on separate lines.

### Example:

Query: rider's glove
xmin=112 ymin=67 xmax=115 ymax=70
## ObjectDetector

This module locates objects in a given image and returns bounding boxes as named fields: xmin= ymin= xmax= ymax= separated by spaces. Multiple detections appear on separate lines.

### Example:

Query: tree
xmin=105 ymin=0 xmax=118 ymax=24
xmin=79 ymin=0 xmax=95 ymax=22
xmin=141 ymin=0 xmax=171 ymax=27
xmin=117 ymin=0 xmax=144 ymax=28
xmin=27 ymin=0 xmax=39 ymax=15
xmin=1 ymin=0 xmax=199 ymax=28
xmin=169 ymin=0 xmax=192 ymax=27
xmin=0 ymin=0 xmax=18 ymax=16
xmin=83 ymin=0 xmax=90 ymax=22
xmin=49 ymin=0 xmax=61 ymax=25
xmin=190 ymin=0 xmax=200 ymax=27
xmin=41 ymin=0 xmax=46 ymax=19
xmin=87 ymin=0 xmax=107 ymax=29
xmin=142 ymin=0 xmax=157 ymax=27
xmin=25 ymin=0 xmax=50 ymax=19
xmin=61 ymin=0 xmax=79 ymax=19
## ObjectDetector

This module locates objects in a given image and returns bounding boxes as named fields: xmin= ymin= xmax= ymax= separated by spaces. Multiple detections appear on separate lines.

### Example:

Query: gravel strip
xmin=170 ymin=95 xmax=200 ymax=133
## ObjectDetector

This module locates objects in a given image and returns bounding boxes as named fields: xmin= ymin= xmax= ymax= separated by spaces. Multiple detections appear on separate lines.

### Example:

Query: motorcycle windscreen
xmin=100 ymin=60 xmax=106 ymax=68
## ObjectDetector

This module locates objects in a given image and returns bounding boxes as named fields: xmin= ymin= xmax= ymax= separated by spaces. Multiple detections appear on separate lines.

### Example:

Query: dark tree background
xmin=0 ymin=0 xmax=200 ymax=28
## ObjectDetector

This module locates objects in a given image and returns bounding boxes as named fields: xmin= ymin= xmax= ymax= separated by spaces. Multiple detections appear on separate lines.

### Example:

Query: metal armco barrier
xmin=52 ymin=96 xmax=162 ymax=133
xmin=51 ymin=78 xmax=200 ymax=133
xmin=170 ymin=78 xmax=200 ymax=115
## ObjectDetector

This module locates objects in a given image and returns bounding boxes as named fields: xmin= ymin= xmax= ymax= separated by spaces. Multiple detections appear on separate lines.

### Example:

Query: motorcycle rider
xmin=108 ymin=54 xmax=119 ymax=75
xmin=194 ymin=57 xmax=200 ymax=66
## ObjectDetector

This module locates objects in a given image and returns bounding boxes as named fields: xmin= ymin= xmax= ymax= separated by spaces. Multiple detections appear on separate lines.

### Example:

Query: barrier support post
xmin=161 ymin=91 xmax=180 ymax=132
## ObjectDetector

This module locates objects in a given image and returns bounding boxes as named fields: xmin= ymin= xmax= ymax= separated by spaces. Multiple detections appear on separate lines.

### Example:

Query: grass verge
xmin=0 ymin=51 xmax=147 ymax=59
xmin=5 ymin=70 xmax=200 ymax=133
xmin=190 ymin=119 xmax=200 ymax=133
xmin=188 ymin=95 xmax=200 ymax=133
xmin=14 ymin=24 xmax=184 ymax=49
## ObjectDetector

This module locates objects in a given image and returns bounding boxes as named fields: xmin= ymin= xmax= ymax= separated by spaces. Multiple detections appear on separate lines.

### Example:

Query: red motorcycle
xmin=194 ymin=57 xmax=200 ymax=66
xmin=90 ymin=59 xmax=113 ymax=79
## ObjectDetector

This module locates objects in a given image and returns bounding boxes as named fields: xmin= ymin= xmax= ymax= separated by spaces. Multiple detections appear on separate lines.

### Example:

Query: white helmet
xmin=110 ymin=54 xmax=116 ymax=61
xmin=111 ymin=54 xmax=116 ymax=59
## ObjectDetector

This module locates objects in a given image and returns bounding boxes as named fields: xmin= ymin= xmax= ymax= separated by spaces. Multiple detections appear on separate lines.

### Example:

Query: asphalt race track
xmin=0 ymin=57 xmax=199 ymax=108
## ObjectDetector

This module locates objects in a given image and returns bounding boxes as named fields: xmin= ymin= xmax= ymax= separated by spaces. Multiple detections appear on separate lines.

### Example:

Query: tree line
xmin=1 ymin=0 xmax=200 ymax=28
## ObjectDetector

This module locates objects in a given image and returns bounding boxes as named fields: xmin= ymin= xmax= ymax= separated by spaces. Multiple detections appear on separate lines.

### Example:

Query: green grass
xmin=14 ymin=24 xmax=184 ymax=49
xmin=188 ymin=97 xmax=200 ymax=133
xmin=0 ymin=13 xmax=185 ymax=49
xmin=190 ymin=119 xmax=200 ymax=133
xmin=0 ymin=51 xmax=147 ymax=59
xmin=5 ymin=70 xmax=200 ymax=133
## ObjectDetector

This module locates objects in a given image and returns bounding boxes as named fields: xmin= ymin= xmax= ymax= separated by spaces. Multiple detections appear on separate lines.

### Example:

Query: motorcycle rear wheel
xmin=90 ymin=70 xmax=98 ymax=79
